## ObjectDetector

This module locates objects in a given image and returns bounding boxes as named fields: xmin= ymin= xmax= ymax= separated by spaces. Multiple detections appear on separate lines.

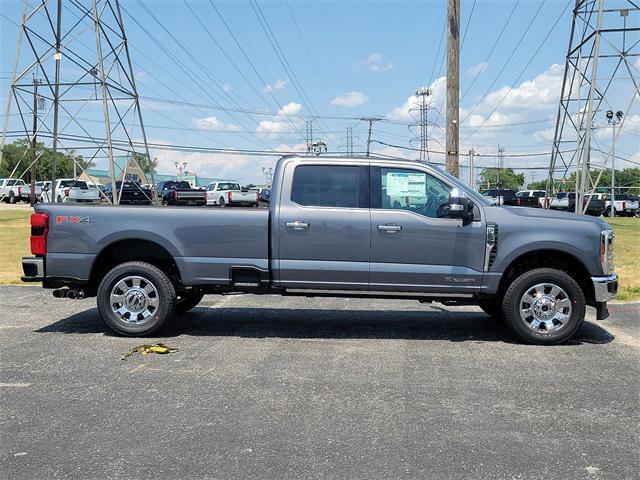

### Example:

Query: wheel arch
xmin=88 ymin=238 xmax=184 ymax=294
xmin=497 ymin=249 xmax=595 ymax=306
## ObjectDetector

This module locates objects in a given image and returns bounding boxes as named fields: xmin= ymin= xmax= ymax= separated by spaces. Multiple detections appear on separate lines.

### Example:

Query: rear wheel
xmin=97 ymin=261 xmax=176 ymax=336
xmin=502 ymin=268 xmax=585 ymax=345
xmin=176 ymin=290 xmax=205 ymax=313
xmin=9 ymin=192 xmax=16 ymax=204
xmin=219 ymin=197 xmax=226 ymax=207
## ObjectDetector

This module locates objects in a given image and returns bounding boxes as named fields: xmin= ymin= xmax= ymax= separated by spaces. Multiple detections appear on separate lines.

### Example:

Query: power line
xmin=461 ymin=0 xmax=547 ymax=125
xmin=459 ymin=0 xmax=520 ymax=102
xmin=284 ymin=1 xmax=333 ymax=98
xmin=463 ymin=0 xmax=571 ymax=143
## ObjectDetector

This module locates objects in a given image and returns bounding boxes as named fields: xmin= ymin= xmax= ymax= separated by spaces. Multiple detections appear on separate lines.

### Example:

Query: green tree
xmin=1 ymin=139 xmax=87 ymax=180
xmin=478 ymin=167 xmax=525 ymax=190
xmin=132 ymin=152 xmax=158 ymax=175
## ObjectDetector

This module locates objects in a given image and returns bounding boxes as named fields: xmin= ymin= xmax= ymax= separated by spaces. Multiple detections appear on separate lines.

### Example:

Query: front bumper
xmin=22 ymin=256 xmax=44 ymax=282
xmin=592 ymin=273 xmax=618 ymax=302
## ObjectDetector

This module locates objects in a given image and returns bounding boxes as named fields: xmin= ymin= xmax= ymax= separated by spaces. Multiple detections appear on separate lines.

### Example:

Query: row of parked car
xmin=0 ymin=177 xmax=271 ymax=208
xmin=479 ymin=188 xmax=640 ymax=217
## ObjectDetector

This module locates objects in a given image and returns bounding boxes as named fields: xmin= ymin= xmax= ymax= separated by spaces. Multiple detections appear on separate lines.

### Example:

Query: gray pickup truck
xmin=22 ymin=156 xmax=617 ymax=344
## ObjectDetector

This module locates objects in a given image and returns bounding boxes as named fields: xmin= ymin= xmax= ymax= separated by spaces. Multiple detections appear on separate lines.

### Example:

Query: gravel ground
xmin=1 ymin=286 xmax=638 ymax=480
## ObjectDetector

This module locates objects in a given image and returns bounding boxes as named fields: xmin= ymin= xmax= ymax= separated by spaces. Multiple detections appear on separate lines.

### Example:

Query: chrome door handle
xmin=377 ymin=224 xmax=402 ymax=232
xmin=286 ymin=221 xmax=309 ymax=230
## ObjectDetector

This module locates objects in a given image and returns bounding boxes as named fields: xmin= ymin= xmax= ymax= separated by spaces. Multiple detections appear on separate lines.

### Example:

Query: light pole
xmin=605 ymin=109 xmax=623 ymax=217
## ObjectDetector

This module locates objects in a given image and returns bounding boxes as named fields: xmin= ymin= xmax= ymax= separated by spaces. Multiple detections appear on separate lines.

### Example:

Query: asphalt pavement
xmin=1 ymin=286 xmax=638 ymax=480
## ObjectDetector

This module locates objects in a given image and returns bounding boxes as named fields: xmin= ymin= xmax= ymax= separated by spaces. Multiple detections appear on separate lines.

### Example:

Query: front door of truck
xmin=276 ymin=162 xmax=370 ymax=289
xmin=369 ymin=165 xmax=486 ymax=292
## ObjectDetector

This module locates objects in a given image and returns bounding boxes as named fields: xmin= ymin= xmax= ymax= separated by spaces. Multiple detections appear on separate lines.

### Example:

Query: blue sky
xmin=1 ymin=0 xmax=638 ymax=184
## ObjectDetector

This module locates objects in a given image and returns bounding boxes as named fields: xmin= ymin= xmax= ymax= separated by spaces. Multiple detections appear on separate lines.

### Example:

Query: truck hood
xmin=485 ymin=205 xmax=611 ymax=229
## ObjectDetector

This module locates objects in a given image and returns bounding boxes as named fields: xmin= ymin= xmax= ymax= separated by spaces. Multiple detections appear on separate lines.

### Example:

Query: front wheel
xmin=502 ymin=268 xmax=585 ymax=345
xmin=97 ymin=261 xmax=176 ymax=336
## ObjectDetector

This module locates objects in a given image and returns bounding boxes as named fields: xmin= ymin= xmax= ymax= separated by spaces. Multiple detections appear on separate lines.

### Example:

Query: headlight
xmin=600 ymin=229 xmax=614 ymax=274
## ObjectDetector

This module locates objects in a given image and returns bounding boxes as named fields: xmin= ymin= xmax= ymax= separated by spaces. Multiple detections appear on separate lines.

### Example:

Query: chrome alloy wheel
xmin=519 ymin=283 xmax=572 ymax=334
xmin=110 ymin=275 xmax=159 ymax=324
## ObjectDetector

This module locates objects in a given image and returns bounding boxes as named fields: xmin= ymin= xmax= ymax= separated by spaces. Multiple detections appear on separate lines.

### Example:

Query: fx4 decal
xmin=55 ymin=215 xmax=92 ymax=224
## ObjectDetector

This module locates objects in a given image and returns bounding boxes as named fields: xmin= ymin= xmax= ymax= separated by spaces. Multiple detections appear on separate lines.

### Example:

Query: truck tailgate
xmin=35 ymin=204 xmax=270 ymax=285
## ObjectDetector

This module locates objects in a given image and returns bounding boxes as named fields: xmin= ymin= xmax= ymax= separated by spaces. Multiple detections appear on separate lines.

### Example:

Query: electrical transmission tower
xmin=546 ymin=0 xmax=639 ymax=213
xmin=409 ymin=87 xmax=433 ymax=163
xmin=305 ymin=119 xmax=314 ymax=154
xmin=1 ymin=0 xmax=154 ymax=205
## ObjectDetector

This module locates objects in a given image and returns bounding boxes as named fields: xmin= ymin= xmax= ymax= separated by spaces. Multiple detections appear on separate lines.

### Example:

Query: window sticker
xmin=385 ymin=172 xmax=426 ymax=196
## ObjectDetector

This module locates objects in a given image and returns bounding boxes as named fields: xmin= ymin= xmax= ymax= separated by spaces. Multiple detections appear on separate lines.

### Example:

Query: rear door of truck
xmin=274 ymin=160 xmax=370 ymax=289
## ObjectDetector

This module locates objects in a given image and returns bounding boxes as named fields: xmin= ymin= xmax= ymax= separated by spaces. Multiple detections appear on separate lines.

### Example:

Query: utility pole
xmin=361 ymin=117 xmax=382 ymax=157
xmin=468 ymin=148 xmax=476 ymax=189
xmin=497 ymin=145 xmax=504 ymax=187
xmin=446 ymin=0 xmax=460 ymax=177
xmin=30 ymin=76 xmax=42 ymax=206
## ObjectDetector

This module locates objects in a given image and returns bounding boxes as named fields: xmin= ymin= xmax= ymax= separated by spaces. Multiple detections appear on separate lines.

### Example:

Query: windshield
xmin=60 ymin=180 xmax=87 ymax=188
xmin=217 ymin=182 xmax=240 ymax=191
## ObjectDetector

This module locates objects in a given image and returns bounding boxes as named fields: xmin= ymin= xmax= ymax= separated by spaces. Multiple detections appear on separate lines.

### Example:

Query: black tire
xmin=478 ymin=299 xmax=502 ymax=320
xmin=176 ymin=290 xmax=205 ymax=313
xmin=57 ymin=195 xmax=62 ymax=203
xmin=97 ymin=261 xmax=176 ymax=336
xmin=502 ymin=268 xmax=585 ymax=345
xmin=219 ymin=197 xmax=226 ymax=207
xmin=9 ymin=192 xmax=16 ymax=204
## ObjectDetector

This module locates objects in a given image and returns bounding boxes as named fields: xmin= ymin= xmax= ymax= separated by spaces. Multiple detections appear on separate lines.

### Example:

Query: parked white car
xmin=593 ymin=193 xmax=640 ymax=217
xmin=40 ymin=179 xmax=100 ymax=204
xmin=205 ymin=181 xmax=258 ymax=207
xmin=0 ymin=178 xmax=26 ymax=204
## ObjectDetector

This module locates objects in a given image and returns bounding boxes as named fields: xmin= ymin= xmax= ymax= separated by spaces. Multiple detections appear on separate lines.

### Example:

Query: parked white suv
xmin=40 ymin=179 xmax=100 ymax=204
xmin=0 ymin=178 xmax=26 ymax=204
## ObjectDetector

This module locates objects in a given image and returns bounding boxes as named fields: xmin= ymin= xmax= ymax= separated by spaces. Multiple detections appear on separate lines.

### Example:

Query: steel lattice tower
xmin=409 ymin=87 xmax=433 ymax=163
xmin=0 ymin=0 xmax=154 ymax=205
xmin=546 ymin=0 xmax=639 ymax=213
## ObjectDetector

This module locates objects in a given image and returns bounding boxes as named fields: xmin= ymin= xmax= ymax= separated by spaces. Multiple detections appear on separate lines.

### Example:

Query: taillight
xmin=18 ymin=187 xmax=22 ymax=196
xmin=173 ymin=190 xmax=177 ymax=201
xmin=516 ymin=197 xmax=521 ymax=206
xmin=256 ymin=192 xmax=259 ymax=202
xmin=64 ymin=188 xmax=69 ymax=197
xmin=622 ymin=202 xmax=626 ymax=210
xmin=228 ymin=191 xmax=233 ymax=202
xmin=30 ymin=213 xmax=49 ymax=255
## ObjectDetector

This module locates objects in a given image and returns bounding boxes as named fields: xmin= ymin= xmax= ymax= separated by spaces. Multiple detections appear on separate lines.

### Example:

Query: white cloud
xmin=466 ymin=62 xmax=488 ymax=76
xmin=359 ymin=53 xmax=393 ymax=72
xmin=192 ymin=116 xmax=241 ymax=132
xmin=331 ymin=91 xmax=370 ymax=107
xmin=222 ymin=83 xmax=233 ymax=93
xmin=256 ymin=102 xmax=304 ymax=137
xmin=264 ymin=78 xmax=289 ymax=92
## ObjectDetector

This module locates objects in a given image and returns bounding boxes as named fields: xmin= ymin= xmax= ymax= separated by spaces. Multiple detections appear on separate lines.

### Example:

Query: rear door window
xmin=291 ymin=165 xmax=368 ymax=208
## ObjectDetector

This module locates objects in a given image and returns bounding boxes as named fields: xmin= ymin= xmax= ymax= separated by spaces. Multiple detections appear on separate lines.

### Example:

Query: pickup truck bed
xmin=36 ymin=205 xmax=269 ymax=285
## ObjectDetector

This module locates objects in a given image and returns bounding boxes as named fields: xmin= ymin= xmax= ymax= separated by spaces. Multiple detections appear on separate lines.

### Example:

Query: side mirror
xmin=448 ymin=189 xmax=474 ymax=223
